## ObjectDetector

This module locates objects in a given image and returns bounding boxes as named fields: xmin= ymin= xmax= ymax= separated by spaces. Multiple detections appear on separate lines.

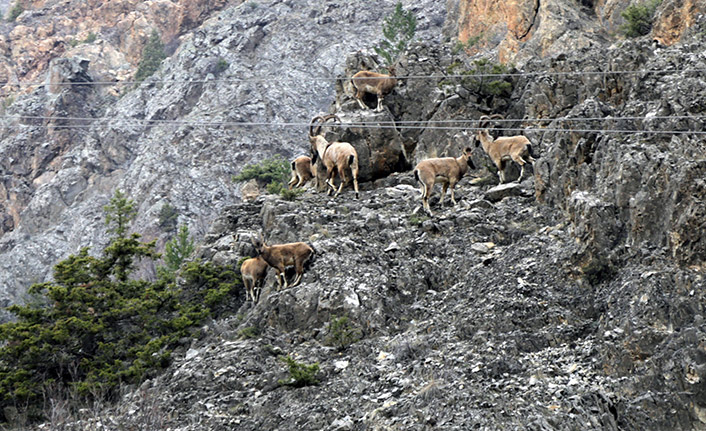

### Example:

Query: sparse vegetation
xmin=215 ymin=58 xmax=229 ymax=74
xmin=374 ymin=2 xmax=417 ymax=67
xmin=409 ymin=213 xmax=430 ymax=226
xmin=325 ymin=315 xmax=363 ymax=351
xmin=238 ymin=327 xmax=259 ymax=339
xmin=6 ymin=2 xmax=23 ymax=22
xmin=620 ymin=0 xmax=662 ymax=38
xmin=278 ymin=355 xmax=320 ymax=387
xmin=279 ymin=187 xmax=305 ymax=201
xmin=135 ymin=30 xmax=167 ymax=82
xmin=452 ymin=34 xmax=483 ymax=54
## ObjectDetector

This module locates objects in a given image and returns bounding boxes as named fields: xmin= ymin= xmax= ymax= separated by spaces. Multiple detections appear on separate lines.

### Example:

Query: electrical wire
xmin=1 ymin=67 xmax=704 ymax=88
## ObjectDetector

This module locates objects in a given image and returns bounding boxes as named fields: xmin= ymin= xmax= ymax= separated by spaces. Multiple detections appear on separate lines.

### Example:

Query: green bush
xmin=6 ymin=2 xmax=23 ymax=22
xmin=278 ymin=355 xmax=319 ymax=388
xmin=238 ymin=327 xmax=259 ymax=339
xmin=279 ymin=187 xmax=305 ymax=201
xmin=234 ymin=155 xmax=291 ymax=196
xmin=325 ymin=315 xmax=363 ymax=351
xmin=409 ymin=213 xmax=430 ymax=226
xmin=135 ymin=30 xmax=167 ymax=82
xmin=620 ymin=0 xmax=661 ymax=38
xmin=0 ymin=191 xmax=241 ymax=423
xmin=374 ymin=2 xmax=417 ymax=67
xmin=461 ymin=59 xmax=514 ymax=98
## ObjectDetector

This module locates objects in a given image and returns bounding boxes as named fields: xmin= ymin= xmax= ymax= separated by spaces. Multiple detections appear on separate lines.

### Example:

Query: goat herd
xmin=240 ymin=68 xmax=538 ymax=304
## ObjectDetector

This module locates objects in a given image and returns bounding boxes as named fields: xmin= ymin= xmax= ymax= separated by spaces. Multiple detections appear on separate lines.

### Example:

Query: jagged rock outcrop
xmin=446 ymin=0 xmax=706 ymax=65
xmin=0 ymin=0 xmax=231 ymax=94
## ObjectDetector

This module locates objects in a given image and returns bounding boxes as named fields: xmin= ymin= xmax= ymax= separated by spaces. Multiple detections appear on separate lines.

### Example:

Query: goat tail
xmin=291 ymin=160 xmax=296 ymax=170
xmin=414 ymin=169 xmax=419 ymax=183
xmin=348 ymin=154 xmax=356 ymax=167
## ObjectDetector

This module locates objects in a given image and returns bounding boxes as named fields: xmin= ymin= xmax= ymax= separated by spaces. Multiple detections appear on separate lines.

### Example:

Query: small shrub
xmin=280 ymin=187 xmax=305 ymax=201
xmin=234 ymin=155 xmax=290 ymax=196
xmin=620 ymin=0 xmax=661 ymax=38
xmin=215 ymin=58 xmax=229 ymax=74
xmin=452 ymin=34 xmax=483 ymax=54
xmin=325 ymin=315 xmax=363 ymax=351
xmin=409 ymin=214 xmax=430 ymax=226
xmin=6 ymin=2 xmax=23 ymax=22
xmin=84 ymin=32 xmax=97 ymax=44
xmin=278 ymin=355 xmax=319 ymax=387
xmin=238 ymin=327 xmax=259 ymax=339
xmin=460 ymin=59 xmax=514 ymax=97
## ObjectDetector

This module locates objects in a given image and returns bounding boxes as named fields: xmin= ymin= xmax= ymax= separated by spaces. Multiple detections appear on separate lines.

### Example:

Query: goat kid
xmin=475 ymin=115 xmax=537 ymax=184
xmin=414 ymin=147 xmax=476 ymax=216
xmin=252 ymin=235 xmax=315 ymax=290
xmin=351 ymin=66 xmax=397 ymax=112
xmin=240 ymin=256 xmax=268 ymax=303
xmin=288 ymin=155 xmax=317 ymax=189
xmin=309 ymin=115 xmax=360 ymax=199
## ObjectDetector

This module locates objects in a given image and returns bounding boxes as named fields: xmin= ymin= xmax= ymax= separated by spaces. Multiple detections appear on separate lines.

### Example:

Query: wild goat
xmin=252 ymin=235 xmax=315 ymax=289
xmin=475 ymin=114 xmax=537 ymax=183
xmin=351 ymin=66 xmax=397 ymax=112
xmin=309 ymin=115 xmax=360 ymax=199
xmin=240 ymin=256 xmax=268 ymax=303
xmin=288 ymin=155 xmax=317 ymax=189
xmin=414 ymin=147 xmax=476 ymax=216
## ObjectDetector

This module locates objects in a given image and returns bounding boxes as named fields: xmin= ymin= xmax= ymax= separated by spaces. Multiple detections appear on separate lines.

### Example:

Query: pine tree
xmin=134 ymin=29 xmax=167 ymax=82
xmin=158 ymin=224 xmax=195 ymax=280
xmin=374 ymin=2 xmax=417 ymax=68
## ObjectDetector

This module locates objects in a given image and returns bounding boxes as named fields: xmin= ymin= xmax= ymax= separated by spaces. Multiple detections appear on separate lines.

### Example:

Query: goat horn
xmin=309 ymin=116 xmax=324 ymax=137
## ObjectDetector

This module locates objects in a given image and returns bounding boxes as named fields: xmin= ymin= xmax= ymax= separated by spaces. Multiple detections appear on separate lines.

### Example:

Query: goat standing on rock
xmin=309 ymin=115 xmax=360 ymax=199
xmin=351 ymin=66 xmax=397 ymax=112
xmin=251 ymin=234 xmax=315 ymax=290
xmin=414 ymin=147 xmax=476 ymax=216
xmin=476 ymin=115 xmax=537 ymax=184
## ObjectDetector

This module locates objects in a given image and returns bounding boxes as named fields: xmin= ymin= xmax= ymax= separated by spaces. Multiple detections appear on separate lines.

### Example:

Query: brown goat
xmin=252 ymin=235 xmax=315 ymax=289
xmin=309 ymin=115 xmax=360 ymax=199
xmin=288 ymin=155 xmax=318 ymax=189
xmin=240 ymin=256 xmax=268 ymax=303
xmin=414 ymin=148 xmax=476 ymax=216
xmin=476 ymin=115 xmax=537 ymax=183
xmin=351 ymin=66 xmax=397 ymax=112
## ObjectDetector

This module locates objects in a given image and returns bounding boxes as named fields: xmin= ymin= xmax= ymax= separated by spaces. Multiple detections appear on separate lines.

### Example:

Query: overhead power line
xmin=1 ymin=67 xmax=705 ymax=88
xmin=2 ymin=114 xmax=705 ymax=126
